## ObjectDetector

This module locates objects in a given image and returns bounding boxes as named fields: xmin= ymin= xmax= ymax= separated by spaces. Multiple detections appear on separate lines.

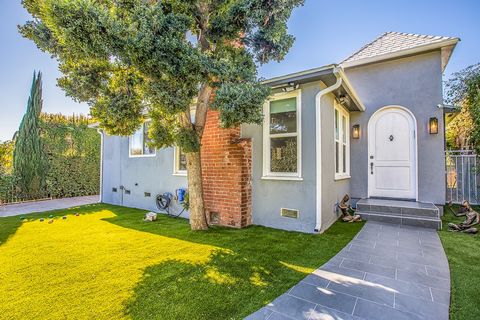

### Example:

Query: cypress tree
xmin=13 ymin=71 xmax=47 ymax=198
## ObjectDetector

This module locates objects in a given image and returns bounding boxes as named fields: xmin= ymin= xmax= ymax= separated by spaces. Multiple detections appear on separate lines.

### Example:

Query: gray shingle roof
xmin=342 ymin=31 xmax=457 ymax=64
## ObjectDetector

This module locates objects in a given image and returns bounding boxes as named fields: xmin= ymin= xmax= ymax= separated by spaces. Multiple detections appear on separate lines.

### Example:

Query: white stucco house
xmin=97 ymin=32 xmax=460 ymax=233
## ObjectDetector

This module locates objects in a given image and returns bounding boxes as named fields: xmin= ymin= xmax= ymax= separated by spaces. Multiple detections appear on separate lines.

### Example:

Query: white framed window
xmin=173 ymin=147 xmax=187 ymax=176
xmin=129 ymin=121 xmax=156 ymax=157
xmin=262 ymin=90 xmax=302 ymax=180
xmin=334 ymin=101 xmax=350 ymax=179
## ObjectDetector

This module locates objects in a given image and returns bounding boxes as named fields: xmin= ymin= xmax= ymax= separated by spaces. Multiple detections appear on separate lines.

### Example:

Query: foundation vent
xmin=209 ymin=211 xmax=220 ymax=224
xmin=281 ymin=208 xmax=299 ymax=219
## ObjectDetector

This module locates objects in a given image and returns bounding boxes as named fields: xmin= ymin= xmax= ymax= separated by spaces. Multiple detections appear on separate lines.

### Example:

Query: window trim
xmin=128 ymin=121 xmax=156 ymax=158
xmin=173 ymin=146 xmax=187 ymax=176
xmin=262 ymin=90 xmax=302 ymax=180
xmin=334 ymin=100 xmax=351 ymax=180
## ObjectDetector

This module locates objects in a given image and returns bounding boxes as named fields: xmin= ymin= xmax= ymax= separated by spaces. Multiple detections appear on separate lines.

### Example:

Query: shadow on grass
xmin=101 ymin=204 xmax=364 ymax=319
xmin=0 ymin=203 xmax=363 ymax=319
xmin=124 ymin=250 xmax=305 ymax=319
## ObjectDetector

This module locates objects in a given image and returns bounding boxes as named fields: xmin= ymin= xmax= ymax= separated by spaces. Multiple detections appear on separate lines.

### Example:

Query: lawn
xmin=438 ymin=204 xmax=480 ymax=320
xmin=0 ymin=204 xmax=362 ymax=320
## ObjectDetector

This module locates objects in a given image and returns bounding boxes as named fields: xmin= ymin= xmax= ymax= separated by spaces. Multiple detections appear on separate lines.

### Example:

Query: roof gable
xmin=341 ymin=32 xmax=459 ymax=70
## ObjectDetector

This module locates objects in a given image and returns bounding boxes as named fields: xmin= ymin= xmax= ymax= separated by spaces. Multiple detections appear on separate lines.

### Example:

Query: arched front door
xmin=368 ymin=106 xmax=417 ymax=200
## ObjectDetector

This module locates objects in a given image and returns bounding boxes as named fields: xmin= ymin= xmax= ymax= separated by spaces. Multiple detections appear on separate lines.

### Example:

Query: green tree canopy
xmin=13 ymin=71 xmax=47 ymax=198
xmin=20 ymin=0 xmax=304 ymax=229
xmin=445 ymin=63 xmax=480 ymax=151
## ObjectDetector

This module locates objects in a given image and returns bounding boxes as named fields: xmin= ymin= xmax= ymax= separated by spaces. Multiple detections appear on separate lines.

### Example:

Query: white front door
xmin=368 ymin=106 xmax=417 ymax=199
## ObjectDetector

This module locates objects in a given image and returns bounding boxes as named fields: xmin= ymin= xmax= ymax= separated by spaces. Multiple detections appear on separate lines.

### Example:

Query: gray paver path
xmin=0 ymin=195 xmax=99 ymax=217
xmin=246 ymin=221 xmax=450 ymax=320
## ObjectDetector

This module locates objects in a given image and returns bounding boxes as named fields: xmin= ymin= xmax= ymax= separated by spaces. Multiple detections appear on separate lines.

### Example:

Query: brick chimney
xmin=200 ymin=109 xmax=252 ymax=228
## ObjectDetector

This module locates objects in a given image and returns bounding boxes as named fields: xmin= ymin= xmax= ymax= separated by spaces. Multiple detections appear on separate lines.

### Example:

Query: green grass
xmin=0 ymin=204 xmax=362 ymax=320
xmin=439 ymin=205 xmax=480 ymax=320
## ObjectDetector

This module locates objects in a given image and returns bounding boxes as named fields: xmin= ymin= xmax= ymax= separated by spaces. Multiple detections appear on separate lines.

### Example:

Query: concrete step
xmin=357 ymin=211 xmax=442 ymax=230
xmin=356 ymin=198 xmax=439 ymax=218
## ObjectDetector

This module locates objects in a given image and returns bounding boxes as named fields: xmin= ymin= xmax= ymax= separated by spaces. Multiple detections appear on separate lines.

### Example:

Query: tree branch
xmin=193 ymin=84 xmax=213 ymax=137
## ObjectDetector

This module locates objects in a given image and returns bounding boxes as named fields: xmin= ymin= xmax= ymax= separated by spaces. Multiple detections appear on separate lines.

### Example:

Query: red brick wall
xmin=201 ymin=109 xmax=252 ymax=228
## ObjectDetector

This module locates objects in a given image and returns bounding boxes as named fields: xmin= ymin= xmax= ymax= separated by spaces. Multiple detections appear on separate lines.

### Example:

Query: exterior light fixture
xmin=281 ymin=82 xmax=299 ymax=92
xmin=429 ymin=117 xmax=438 ymax=134
xmin=352 ymin=124 xmax=360 ymax=139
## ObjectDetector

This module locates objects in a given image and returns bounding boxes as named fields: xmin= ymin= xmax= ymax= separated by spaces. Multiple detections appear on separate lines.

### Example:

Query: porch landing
xmin=245 ymin=221 xmax=450 ymax=320
xmin=356 ymin=198 xmax=442 ymax=230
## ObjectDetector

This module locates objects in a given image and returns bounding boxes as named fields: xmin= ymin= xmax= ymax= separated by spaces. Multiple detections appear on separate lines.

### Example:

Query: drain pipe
xmin=314 ymin=68 xmax=343 ymax=232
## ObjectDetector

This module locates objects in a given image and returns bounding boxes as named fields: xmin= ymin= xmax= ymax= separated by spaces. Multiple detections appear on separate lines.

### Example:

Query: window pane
xmin=335 ymin=141 xmax=339 ymax=173
xmin=342 ymin=115 xmax=347 ymax=143
xmin=343 ymin=144 xmax=347 ymax=173
xmin=130 ymin=127 xmax=143 ymax=155
xmin=178 ymin=149 xmax=187 ymax=171
xmin=270 ymin=137 xmax=297 ymax=173
xmin=335 ymin=109 xmax=339 ymax=140
xmin=143 ymin=122 xmax=155 ymax=155
xmin=270 ymin=98 xmax=297 ymax=134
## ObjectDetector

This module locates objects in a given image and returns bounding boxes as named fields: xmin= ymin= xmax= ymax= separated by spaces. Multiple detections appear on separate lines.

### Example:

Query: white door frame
xmin=367 ymin=105 xmax=418 ymax=200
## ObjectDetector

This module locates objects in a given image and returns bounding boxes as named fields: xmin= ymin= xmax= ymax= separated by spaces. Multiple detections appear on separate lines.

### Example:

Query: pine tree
xmin=13 ymin=71 xmax=47 ymax=198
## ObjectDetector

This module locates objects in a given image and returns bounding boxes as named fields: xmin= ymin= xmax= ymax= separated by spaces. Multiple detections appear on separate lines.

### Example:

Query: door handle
xmin=370 ymin=162 xmax=374 ymax=175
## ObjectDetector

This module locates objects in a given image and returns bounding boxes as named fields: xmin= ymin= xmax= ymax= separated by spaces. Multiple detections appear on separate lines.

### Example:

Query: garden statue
xmin=339 ymin=194 xmax=362 ymax=223
xmin=448 ymin=201 xmax=479 ymax=234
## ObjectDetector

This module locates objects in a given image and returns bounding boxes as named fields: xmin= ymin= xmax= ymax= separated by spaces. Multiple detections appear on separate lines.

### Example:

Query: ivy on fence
xmin=0 ymin=113 xmax=100 ymax=203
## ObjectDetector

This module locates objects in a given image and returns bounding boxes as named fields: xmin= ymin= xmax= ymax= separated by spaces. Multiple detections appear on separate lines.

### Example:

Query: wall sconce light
xmin=429 ymin=117 xmax=438 ymax=134
xmin=352 ymin=124 xmax=360 ymax=139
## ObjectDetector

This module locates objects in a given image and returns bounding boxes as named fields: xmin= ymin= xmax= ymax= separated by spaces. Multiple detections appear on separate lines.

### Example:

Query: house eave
xmin=341 ymin=38 xmax=460 ymax=71
xmin=262 ymin=64 xmax=338 ymax=87
xmin=262 ymin=65 xmax=365 ymax=112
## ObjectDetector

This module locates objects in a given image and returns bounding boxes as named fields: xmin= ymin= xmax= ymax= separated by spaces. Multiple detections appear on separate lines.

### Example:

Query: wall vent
xmin=281 ymin=208 xmax=299 ymax=219
xmin=125 ymin=190 xmax=131 ymax=195
xmin=112 ymin=187 xmax=117 ymax=192
xmin=144 ymin=192 xmax=151 ymax=197
xmin=209 ymin=211 xmax=220 ymax=224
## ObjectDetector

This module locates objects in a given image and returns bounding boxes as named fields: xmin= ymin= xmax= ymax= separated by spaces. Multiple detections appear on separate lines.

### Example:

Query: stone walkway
xmin=0 ymin=195 xmax=99 ymax=217
xmin=246 ymin=221 xmax=450 ymax=320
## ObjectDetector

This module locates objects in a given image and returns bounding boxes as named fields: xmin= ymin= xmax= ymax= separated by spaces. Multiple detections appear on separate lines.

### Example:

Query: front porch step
xmin=356 ymin=198 xmax=441 ymax=230
xmin=356 ymin=198 xmax=439 ymax=218
xmin=356 ymin=211 xmax=442 ymax=230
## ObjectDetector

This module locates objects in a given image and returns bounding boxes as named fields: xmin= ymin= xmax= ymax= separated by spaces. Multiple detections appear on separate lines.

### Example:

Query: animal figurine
xmin=39 ymin=218 xmax=44 ymax=222
xmin=62 ymin=216 xmax=67 ymax=220
xmin=48 ymin=219 xmax=54 ymax=224
xmin=144 ymin=212 xmax=158 ymax=222
xmin=75 ymin=213 xmax=80 ymax=217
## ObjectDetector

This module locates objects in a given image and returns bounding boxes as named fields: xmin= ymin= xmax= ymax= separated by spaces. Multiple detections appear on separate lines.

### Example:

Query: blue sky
xmin=1 ymin=0 xmax=479 ymax=141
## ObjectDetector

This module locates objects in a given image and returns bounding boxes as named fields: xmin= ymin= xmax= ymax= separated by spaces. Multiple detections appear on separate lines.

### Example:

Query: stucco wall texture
xmin=345 ymin=51 xmax=446 ymax=205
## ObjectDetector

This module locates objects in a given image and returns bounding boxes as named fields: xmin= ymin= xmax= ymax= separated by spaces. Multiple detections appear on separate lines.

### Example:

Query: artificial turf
xmin=0 ymin=204 xmax=362 ymax=319
xmin=438 ymin=204 xmax=480 ymax=320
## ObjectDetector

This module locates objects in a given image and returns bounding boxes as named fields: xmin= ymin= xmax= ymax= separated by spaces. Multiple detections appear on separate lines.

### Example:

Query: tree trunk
xmin=186 ymin=150 xmax=208 ymax=230
xmin=180 ymin=84 xmax=213 ymax=230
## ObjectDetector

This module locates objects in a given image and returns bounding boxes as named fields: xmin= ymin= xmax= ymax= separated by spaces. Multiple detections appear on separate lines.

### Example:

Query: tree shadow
xmin=125 ymin=249 xmax=308 ymax=320
xmin=101 ymin=205 xmax=364 ymax=319
xmin=0 ymin=203 xmax=362 ymax=319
